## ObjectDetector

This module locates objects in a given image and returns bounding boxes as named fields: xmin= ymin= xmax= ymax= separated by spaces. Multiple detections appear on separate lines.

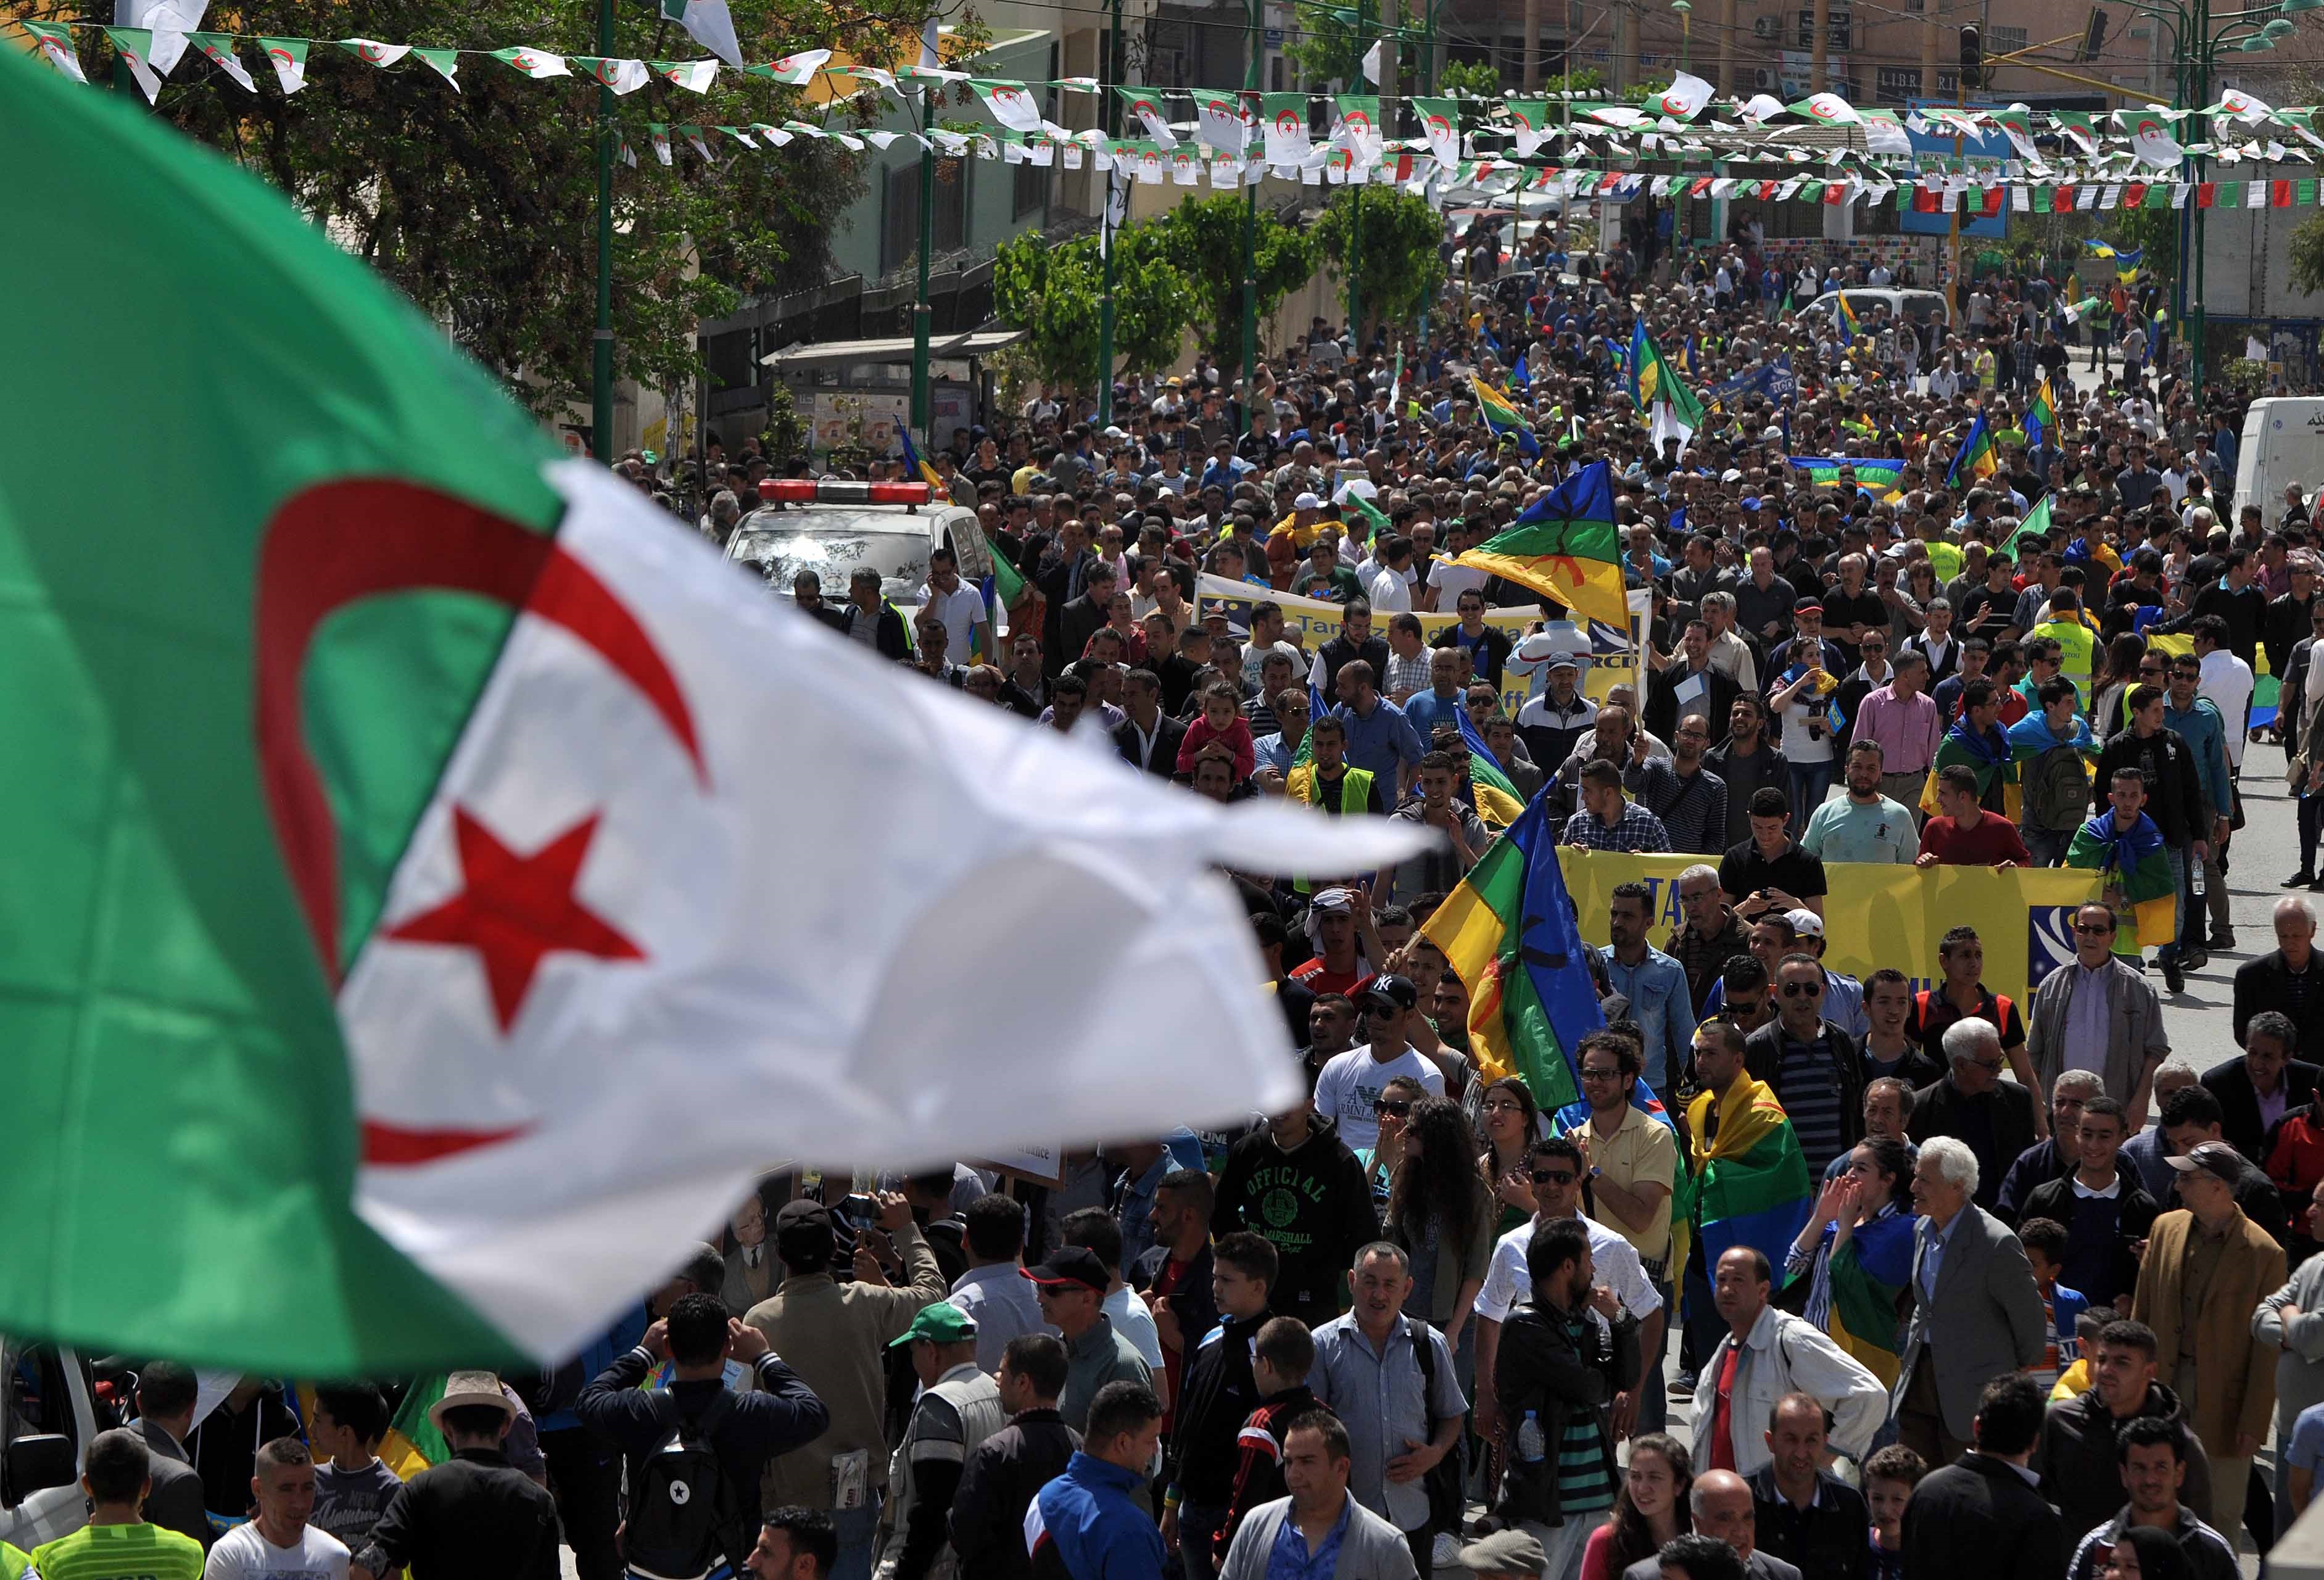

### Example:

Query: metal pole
xmin=2170 ymin=9 xmax=2192 ymax=350
xmin=2190 ymin=2 xmax=2210 ymax=379
xmin=592 ymin=0 xmax=614 ymax=461
xmin=1947 ymin=62 xmax=1964 ymax=320
xmin=1346 ymin=1 xmax=1370 ymax=348
xmin=911 ymin=88 xmax=937 ymax=434
xmin=1241 ymin=0 xmax=1261 ymax=432
xmin=1097 ymin=0 xmax=1123 ymax=425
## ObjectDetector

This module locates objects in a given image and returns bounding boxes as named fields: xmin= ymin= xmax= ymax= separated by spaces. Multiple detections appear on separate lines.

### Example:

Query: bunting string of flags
xmin=12 ymin=21 xmax=2324 ymax=208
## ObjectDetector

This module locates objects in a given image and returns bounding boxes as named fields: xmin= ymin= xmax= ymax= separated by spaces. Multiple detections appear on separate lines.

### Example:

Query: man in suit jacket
xmin=1057 ymin=569 xmax=1118 ymax=669
xmin=1621 ymin=1470 xmax=1804 ymax=1580
xmin=1901 ymin=1374 xmax=2066 ymax=1580
xmin=1893 ymin=1135 xmax=2048 ymax=1467
xmin=1645 ymin=624 xmax=1744 ymax=748
xmin=2132 ymin=1141 xmax=2290 ymax=1546
xmin=126 ymin=1360 xmax=213 ymax=1552
xmin=2204 ymin=1036 xmax=2322 ymax=1167
xmin=721 ymin=1193 xmax=782 ymax=1315
xmin=2231 ymin=898 xmax=2324 ymax=1061
xmin=1909 ymin=1018 xmax=2042 ymax=1214
xmin=1113 ymin=668 xmax=1190 ymax=778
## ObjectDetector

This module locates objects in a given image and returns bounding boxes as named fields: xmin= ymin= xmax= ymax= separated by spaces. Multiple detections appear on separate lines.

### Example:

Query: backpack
xmin=624 ymin=1389 xmax=740 ymax=1580
xmin=2021 ymin=741 xmax=2093 ymax=832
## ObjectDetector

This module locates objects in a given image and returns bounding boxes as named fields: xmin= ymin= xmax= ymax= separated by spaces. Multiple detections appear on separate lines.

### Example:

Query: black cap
xmin=1360 ymin=974 xmax=1420 ymax=1013
xmin=774 ymin=1199 xmax=834 ymax=1256
xmin=1020 ymin=1246 xmax=1110 ymax=1294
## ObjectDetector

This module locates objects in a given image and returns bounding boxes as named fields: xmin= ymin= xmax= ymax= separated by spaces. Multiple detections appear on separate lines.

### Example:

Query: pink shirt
xmin=1852 ymin=684 xmax=1941 ymax=776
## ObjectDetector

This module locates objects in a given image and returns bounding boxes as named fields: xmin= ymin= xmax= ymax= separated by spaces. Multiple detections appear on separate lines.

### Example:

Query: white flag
xmin=2249 ymin=335 xmax=2272 ymax=362
xmin=1647 ymin=70 xmax=1713 ymax=120
xmin=1360 ymin=38 xmax=1385 ymax=84
xmin=661 ymin=0 xmax=744 ymax=70
xmin=1739 ymin=93 xmax=1785 ymax=124
xmin=656 ymin=59 xmax=719 ymax=93
xmin=138 ymin=0 xmax=205 ymax=77
xmin=2130 ymin=113 xmax=2185 ymax=168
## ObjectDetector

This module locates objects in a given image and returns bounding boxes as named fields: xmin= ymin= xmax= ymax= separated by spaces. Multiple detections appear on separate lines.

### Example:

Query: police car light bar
xmin=760 ymin=481 xmax=932 ymax=505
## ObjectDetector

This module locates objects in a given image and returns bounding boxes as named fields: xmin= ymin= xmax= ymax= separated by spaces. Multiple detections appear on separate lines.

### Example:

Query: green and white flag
xmin=1413 ymin=96 xmax=1461 ymax=169
xmin=970 ymin=78 xmax=1043 ymax=132
xmin=754 ymin=49 xmax=830 ymax=85
xmin=1192 ymin=89 xmax=1247 ymax=155
xmin=651 ymin=58 xmax=719 ymax=93
xmin=574 ymin=56 xmax=650 ymax=95
xmin=0 ymin=22 xmax=1421 ymax=1378
xmin=491 ymin=48 xmax=570 ymax=80
xmin=337 ymin=38 xmax=411 ymax=69
xmin=1120 ymin=87 xmax=1176 ymax=147
xmin=412 ymin=48 xmax=461 ymax=88
xmin=188 ymin=31 xmax=255 ymax=92
xmin=102 ymin=28 xmax=163 ymax=102
xmin=258 ymin=37 xmax=308 ymax=93
xmin=648 ymin=122 xmax=674 ymax=163
xmin=660 ymin=0 xmax=744 ymax=70
xmin=23 ymin=22 xmax=87 ymax=83
xmin=1789 ymin=91 xmax=1861 ymax=125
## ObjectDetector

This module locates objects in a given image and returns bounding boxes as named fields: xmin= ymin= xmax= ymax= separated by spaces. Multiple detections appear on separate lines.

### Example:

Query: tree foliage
xmin=1146 ymin=193 xmax=1323 ymax=364
xmin=1313 ymin=186 xmax=1444 ymax=337
xmin=2115 ymin=204 xmax=2179 ymax=288
xmin=73 ymin=0 xmax=922 ymax=416
xmin=1434 ymin=59 xmax=1500 ymax=97
xmin=991 ymin=226 xmax=1197 ymax=395
xmin=2291 ymin=212 xmax=2324 ymax=300
xmin=1285 ymin=2 xmax=1367 ymax=91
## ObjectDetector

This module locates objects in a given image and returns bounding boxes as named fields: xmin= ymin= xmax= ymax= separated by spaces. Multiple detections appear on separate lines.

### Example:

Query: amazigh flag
xmin=897 ymin=426 xmax=945 ymax=492
xmin=660 ymin=0 xmax=745 ymax=68
xmin=1452 ymin=706 xmax=1525 ymax=830
xmin=2024 ymin=376 xmax=2058 ymax=449
xmin=983 ymin=540 xmax=1043 ymax=648
xmin=0 ymin=51 xmax=1427 ymax=1372
xmin=1804 ymin=1207 xmax=1916 ymax=1388
xmin=2068 ymin=810 xmax=2177 ymax=947
xmin=1470 ymin=376 xmax=1540 ymax=458
xmin=379 ymin=1376 xmax=449 ymax=1479
xmin=1455 ymin=461 xmax=1628 ymax=631
xmin=1788 ymin=456 xmax=1903 ymax=496
xmin=1921 ymin=716 xmax=2019 ymax=819
xmin=1834 ymin=291 xmax=1861 ymax=344
xmin=1420 ymin=799 xmax=1604 ymax=1111
xmin=1945 ymin=410 xmax=1998 ymax=489
xmin=1684 ymin=1075 xmax=1813 ymax=1271
xmin=1629 ymin=323 xmax=1705 ymax=449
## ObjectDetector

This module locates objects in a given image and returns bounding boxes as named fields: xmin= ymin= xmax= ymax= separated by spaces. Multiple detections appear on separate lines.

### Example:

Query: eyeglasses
xmin=1579 ymin=1067 xmax=1624 ymax=1082
xmin=2073 ymin=920 xmax=2115 ymax=935
xmin=1781 ymin=982 xmax=1824 ymax=997
xmin=1529 ymin=1168 xmax=1578 ymax=1186
xmin=1375 ymin=1098 xmax=1413 ymax=1117
xmin=1482 ymin=1098 xmax=1528 ymax=1114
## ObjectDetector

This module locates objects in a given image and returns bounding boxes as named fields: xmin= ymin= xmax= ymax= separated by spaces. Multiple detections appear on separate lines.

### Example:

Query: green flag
xmin=2006 ymin=492 xmax=2054 ymax=558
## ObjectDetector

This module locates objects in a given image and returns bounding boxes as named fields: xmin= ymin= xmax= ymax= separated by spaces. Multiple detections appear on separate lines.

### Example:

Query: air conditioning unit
xmin=1752 ymin=15 xmax=1777 ymax=37
xmin=1751 ymin=65 xmax=1780 ymax=89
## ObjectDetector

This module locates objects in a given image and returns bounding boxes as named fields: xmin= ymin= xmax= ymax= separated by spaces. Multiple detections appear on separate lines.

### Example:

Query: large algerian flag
xmin=0 ymin=50 xmax=1425 ymax=1373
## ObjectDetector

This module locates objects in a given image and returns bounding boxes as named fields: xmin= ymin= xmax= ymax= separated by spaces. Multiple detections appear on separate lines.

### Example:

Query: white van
xmin=2235 ymin=397 xmax=2324 ymax=521
xmin=0 ymin=1341 xmax=101 ymax=1553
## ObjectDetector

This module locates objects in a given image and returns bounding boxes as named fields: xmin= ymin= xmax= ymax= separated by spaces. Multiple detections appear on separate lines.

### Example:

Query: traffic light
xmin=2079 ymin=7 xmax=2111 ymax=60
xmin=1959 ymin=24 xmax=1983 ymax=87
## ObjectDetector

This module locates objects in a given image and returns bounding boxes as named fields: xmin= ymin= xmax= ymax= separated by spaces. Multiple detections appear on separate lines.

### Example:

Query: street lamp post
xmin=910 ymin=85 xmax=937 ymax=434
xmin=592 ymin=0 xmax=614 ymax=461
xmin=1671 ymin=0 xmax=1692 ymax=256
xmin=1096 ymin=0 xmax=1125 ymax=426
xmin=1240 ymin=0 xmax=1261 ymax=437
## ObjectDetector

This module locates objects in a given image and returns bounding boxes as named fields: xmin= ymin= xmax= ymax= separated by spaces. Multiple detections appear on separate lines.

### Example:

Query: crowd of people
xmin=23 ymin=220 xmax=2324 ymax=1580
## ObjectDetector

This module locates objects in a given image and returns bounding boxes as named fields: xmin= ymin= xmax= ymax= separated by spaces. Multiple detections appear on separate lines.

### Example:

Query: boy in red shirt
xmin=1915 ymin=764 xmax=2032 ymax=867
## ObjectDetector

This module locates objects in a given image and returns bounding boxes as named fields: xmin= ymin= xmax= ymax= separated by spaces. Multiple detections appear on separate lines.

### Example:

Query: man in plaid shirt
xmin=1563 ymin=759 xmax=1673 ymax=852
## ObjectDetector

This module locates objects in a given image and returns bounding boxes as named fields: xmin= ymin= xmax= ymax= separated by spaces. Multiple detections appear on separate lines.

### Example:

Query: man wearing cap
xmin=350 ymin=1373 xmax=562 ymax=1580
xmin=2133 ymin=1140 xmax=2289 ymax=1546
xmin=871 ymin=1304 xmax=1004 ymax=1580
xmin=746 ymin=1193 xmax=948 ymax=1579
xmin=1314 ymin=976 xmax=1447 ymax=1152
xmin=576 ymin=1291 xmax=831 ymax=1580
xmin=1023 ymin=1246 xmax=1155 ymax=1434
xmin=1460 ymin=1529 xmax=1550 ymax=1578
xmin=1516 ymin=650 xmax=1599 ymax=774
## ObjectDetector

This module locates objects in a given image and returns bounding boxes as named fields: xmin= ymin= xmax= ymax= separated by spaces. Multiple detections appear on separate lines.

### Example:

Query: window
xmin=882 ymin=159 xmax=970 ymax=276
xmin=1795 ymin=7 xmax=1853 ymax=49
xmin=1014 ymin=157 xmax=1051 ymax=220
xmin=1988 ymin=25 xmax=2028 ymax=53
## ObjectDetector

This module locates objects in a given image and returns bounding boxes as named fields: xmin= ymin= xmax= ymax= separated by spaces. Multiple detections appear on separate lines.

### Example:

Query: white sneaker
xmin=1433 ymin=1531 xmax=1464 ymax=1570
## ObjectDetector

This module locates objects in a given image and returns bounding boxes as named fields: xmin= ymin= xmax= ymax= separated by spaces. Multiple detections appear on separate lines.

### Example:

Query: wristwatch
xmin=1589 ymin=1165 xmax=1603 ymax=1181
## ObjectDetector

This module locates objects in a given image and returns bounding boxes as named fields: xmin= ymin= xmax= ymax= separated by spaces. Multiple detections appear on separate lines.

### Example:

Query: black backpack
xmin=624 ymin=1389 xmax=739 ymax=1580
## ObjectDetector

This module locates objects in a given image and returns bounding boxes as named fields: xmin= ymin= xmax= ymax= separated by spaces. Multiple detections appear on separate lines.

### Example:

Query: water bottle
xmin=1516 ymin=1410 xmax=1546 ymax=1463
xmin=2193 ymin=859 xmax=2207 ymax=897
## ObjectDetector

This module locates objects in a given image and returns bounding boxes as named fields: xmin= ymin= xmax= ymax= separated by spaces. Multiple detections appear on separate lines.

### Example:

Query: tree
xmin=1146 ymin=194 xmax=1322 ymax=363
xmin=991 ymin=227 xmax=1196 ymax=395
xmin=70 ymin=0 xmax=922 ymax=418
xmin=2115 ymin=204 xmax=2179 ymax=289
xmin=1435 ymin=59 xmax=1500 ymax=97
xmin=1312 ymin=187 xmax=1444 ymax=341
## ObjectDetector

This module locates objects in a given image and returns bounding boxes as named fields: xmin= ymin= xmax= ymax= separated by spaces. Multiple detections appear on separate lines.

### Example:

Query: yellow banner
xmin=1193 ymin=574 xmax=1642 ymax=716
xmin=1555 ymin=851 xmax=2106 ymax=1011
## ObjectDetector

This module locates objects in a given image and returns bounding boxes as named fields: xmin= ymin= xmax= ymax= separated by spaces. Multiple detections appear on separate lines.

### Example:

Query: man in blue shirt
xmin=2163 ymin=653 xmax=2233 ymax=962
xmin=1331 ymin=660 xmax=1426 ymax=800
xmin=1400 ymin=648 xmax=1470 ymax=743
xmin=1602 ymin=880 xmax=1697 ymax=1091
xmin=1028 ymin=1382 xmax=1168 ymax=1579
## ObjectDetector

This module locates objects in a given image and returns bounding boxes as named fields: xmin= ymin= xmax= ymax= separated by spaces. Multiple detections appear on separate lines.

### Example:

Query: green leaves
xmin=1145 ymin=192 xmax=1322 ymax=363
xmin=992 ymin=223 xmax=1197 ymax=394
xmin=1313 ymin=186 xmax=1444 ymax=336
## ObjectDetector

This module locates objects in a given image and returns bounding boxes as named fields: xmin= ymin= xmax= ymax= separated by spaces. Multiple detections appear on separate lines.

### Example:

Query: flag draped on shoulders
xmin=2067 ymin=811 xmax=2178 ymax=946
xmin=1683 ymin=1077 xmax=1813 ymax=1271
xmin=1922 ymin=715 xmax=2018 ymax=816
xmin=1452 ymin=461 xmax=1628 ymax=630
xmin=1814 ymin=1208 xmax=1917 ymax=1388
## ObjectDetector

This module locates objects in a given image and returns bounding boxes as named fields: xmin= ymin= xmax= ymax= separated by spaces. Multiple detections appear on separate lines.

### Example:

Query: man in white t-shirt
xmin=2196 ymin=618 xmax=2256 ymax=768
xmin=914 ymin=546 xmax=990 ymax=659
xmin=1470 ymin=1132 xmax=1666 ymax=1446
xmin=1310 ymin=975 xmax=1445 ymax=1150
xmin=202 ymin=1436 xmax=350 ymax=1579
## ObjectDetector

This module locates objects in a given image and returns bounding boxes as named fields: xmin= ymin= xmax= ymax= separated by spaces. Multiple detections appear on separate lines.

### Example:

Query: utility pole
xmin=1096 ymin=0 xmax=1125 ymax=425
xmin=1239 ymin=0 xmax=1260 ymax=436
xmin=909 ymin=85 xmax=937 ymax=435
xmin=592 ymin=0 xmax=614 ymax=461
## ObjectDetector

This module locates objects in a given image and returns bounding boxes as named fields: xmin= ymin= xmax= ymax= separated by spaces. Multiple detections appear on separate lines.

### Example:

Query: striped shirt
xmin=1555 ymin=1314 xmax=1618 ymax=1513
xmin=32 ymin=1523 xmax=204 ymax=1580
xmin=1778 ymin=1037 xmax=1849 ymax=1178
xmin=1560 ymin=800 xmax=1672 ymax=853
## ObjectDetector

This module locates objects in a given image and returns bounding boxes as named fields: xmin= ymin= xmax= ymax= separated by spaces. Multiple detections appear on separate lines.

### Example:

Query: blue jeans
xmin=2162 ymin=843 xmax=2190 ymax=962
xmin=2022 ymin=825 xmax=2072 ymax=869
xmin=1175 ymin=1502 xmax=1228 ymax=1580
xmin=830 ymin=1499 xmax=880 ymax=1580
xmin=1788 ymin=759 xmax=1834 ymax=827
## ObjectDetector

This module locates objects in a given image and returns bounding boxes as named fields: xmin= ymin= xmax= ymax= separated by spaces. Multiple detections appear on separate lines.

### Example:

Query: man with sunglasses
xmin=1473 ymin=1135 xmax=1664 ymax=1455
xmin=1907 ymin=1017 xmax=2043 ymax=1215
xmin=1311 ymin=976 xmax=1445 ymax=1154
xmin=1740 ymin=956 xmax=1864 ymax=1183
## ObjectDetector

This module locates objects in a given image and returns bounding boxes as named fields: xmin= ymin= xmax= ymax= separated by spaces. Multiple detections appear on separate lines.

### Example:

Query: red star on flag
xmin=386 ymin=808 xmax=643 ymax=1032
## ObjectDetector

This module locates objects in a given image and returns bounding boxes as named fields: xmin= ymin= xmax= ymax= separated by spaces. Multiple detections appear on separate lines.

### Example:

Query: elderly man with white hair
xmin=1893 ymin=1125 xmax=2049 ymax=1468
xmin=1908 ymin=1018 xmax=2043 ymax=1214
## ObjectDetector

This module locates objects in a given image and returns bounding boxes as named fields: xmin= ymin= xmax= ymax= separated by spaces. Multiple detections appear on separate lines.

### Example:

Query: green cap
xmin=890 ymin=1301 xmax=978 ymax=1349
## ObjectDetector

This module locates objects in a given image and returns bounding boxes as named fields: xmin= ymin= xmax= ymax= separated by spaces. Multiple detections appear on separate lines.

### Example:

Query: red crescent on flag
xmin=1276 ymin=111 xmax=1299 ymax=131
xmin=255 ymin=479 xmax=706 ymax=996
